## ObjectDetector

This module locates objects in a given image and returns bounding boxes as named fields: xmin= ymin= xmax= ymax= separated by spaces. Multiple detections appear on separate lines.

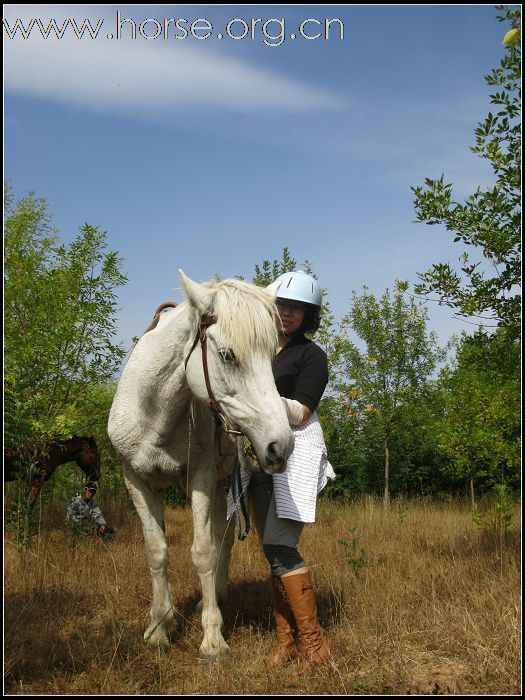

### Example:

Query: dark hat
xmin=85 ymin=482 xmax=98 ymax=493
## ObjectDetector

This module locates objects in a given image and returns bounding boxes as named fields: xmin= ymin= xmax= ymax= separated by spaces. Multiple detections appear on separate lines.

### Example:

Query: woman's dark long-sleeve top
xmin=272 ymin=333 xmax=329 ymax=412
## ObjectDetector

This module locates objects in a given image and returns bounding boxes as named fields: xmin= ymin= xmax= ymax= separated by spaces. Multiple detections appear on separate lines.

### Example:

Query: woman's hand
xmin=281 ymin=397 xmax=312 ymax=426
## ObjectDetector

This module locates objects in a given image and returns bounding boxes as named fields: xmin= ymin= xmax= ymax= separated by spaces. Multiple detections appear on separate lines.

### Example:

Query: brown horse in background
xmin=4 ymin=436 xmax=101 ymax=504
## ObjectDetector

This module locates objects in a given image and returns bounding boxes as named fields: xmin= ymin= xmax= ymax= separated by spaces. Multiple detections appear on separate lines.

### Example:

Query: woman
xmin=250 ymin=270 xmax=335 ymax=668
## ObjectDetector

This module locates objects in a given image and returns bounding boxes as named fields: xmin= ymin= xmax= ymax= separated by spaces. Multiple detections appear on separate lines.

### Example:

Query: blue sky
xmin=4 ymin=4 xmax=506 ymax=352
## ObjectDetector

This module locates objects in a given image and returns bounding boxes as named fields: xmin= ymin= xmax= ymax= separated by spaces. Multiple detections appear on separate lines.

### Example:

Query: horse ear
xmin=178 ymin=270 xmax=214 ymax=315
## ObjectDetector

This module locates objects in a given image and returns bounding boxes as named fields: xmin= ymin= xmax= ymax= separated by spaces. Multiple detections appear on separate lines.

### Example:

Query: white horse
xmin=108 ymin=271 xmax=294 ymax=659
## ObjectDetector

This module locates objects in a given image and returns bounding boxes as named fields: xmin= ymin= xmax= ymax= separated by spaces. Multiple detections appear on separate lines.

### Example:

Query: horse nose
xmin=264 ymin=441 xmax=289 ymax=475
xmin=90 ymin=467 xmax=101 ymax=480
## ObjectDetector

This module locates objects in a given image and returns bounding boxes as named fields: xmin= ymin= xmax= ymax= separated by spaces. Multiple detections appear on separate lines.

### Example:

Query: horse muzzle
xmin=88 ymin=468 xmax=101 ymax=482
xmin=262 ymin=436 xmax=294 ymax=475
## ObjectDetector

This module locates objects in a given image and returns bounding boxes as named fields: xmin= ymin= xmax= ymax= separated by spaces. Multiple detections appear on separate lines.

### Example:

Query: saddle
xmin=143 ymin=301 xmax=178 ymax=335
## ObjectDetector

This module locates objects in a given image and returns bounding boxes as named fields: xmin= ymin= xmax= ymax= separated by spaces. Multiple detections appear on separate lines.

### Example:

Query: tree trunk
xmin=469 ymin=472 xmax=476 ymax=508
xmin=383 ymin=435 xmax=390 ymax=510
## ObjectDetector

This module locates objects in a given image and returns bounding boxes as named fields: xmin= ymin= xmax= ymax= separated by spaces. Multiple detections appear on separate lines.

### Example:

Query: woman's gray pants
xmin=248 ymin=472 xmax=306 ymax=576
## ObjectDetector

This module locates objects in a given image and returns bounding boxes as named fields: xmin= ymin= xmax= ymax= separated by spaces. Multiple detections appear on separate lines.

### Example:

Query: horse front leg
xmin=196 ymin=479 xmax=234 ymax=612
xmin=123 ymin=464 xmax=174 ymax=650
xmin=190 ymin=467 xmax=230 ymax=660
xmin=29 ymin=471 xmax=47 ymax=505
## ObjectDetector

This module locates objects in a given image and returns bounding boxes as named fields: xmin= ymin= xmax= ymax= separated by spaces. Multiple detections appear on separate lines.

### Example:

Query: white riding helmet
xmin=267 ymin=270 xmax=322 ymax=308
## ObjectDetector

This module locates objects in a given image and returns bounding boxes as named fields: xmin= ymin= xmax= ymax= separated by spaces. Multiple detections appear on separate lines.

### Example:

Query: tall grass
xmin=4 ymin=494 xmax=521 ymax=695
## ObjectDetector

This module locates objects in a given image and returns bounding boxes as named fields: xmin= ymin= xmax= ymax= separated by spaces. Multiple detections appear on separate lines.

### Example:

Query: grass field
xmin=4 ymin=495 xmax=521 ymax=695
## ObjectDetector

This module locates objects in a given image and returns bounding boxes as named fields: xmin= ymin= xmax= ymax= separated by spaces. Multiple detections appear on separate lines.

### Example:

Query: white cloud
xmin=4 ymin=10 xmax=343 ymax=118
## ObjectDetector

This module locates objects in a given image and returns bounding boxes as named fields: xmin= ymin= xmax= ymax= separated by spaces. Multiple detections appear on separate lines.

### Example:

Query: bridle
xmin=184 ymin=314 xmax=243 ymax=436
xmin=184 ymin=313 xmax=257 ymax=540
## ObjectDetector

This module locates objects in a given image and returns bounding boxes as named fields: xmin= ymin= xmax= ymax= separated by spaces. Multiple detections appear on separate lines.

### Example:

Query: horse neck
xmin=136 ymin=302 xmax=196 ymax=370
xmin=49 ymin=438 xmax=86 ymax=465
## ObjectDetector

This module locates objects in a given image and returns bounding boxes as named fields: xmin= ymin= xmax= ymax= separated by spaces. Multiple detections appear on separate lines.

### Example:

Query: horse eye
xmin=218 ymin=348 xmax=237 ymax=364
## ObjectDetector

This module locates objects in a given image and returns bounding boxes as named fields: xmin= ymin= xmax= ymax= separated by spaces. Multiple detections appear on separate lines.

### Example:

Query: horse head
xmin=180 ymin=271 xmax=294 ymax=475
xmin=73 ymin=436 xmax=101 ymax=482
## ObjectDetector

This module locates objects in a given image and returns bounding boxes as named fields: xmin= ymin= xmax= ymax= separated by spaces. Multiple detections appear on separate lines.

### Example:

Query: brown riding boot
xmin=279 ymin=569 xmax=330 ymax=667
xmin=265 ymin=575 xmax=299 ymax=668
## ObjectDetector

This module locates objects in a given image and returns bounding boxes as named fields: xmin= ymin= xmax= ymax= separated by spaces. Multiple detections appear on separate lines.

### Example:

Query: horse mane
xmin=71 ymin=435 xmax=97 ymax=446
xmin=207 ymin=279 xmax=279 ymax=365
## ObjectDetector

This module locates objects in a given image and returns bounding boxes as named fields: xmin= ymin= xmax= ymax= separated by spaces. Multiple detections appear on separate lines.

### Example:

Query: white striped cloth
xmin=227 ymin=412 xmax=335 ymax=524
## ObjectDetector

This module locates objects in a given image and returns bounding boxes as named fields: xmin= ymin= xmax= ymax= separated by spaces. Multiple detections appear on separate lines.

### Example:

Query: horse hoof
xmin=197 ymin=648 xmax=230 ymax=665
xmin=144 ymin=629 xmax=170 ymax=651
xmin=197 ymin=653 xmax=219 ymax=666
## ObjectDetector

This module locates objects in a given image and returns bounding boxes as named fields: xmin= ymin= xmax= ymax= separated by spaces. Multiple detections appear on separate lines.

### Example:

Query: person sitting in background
xmin=66 ymin=482 xmax=114 ymax=539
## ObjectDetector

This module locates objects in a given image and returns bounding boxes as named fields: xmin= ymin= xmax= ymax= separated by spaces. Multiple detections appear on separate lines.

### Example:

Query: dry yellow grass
xmin=4 ymin=495 xmax=521 ymax=695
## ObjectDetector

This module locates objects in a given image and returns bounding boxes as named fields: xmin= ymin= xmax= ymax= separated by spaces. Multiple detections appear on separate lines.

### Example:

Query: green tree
xmin=320 ymin=393 xmax=383 ymax=499
xmin=338 ymin=283 xmax=444 ymax=507
xmin=251 ymin=246 xmax=298 ymax=286
xmin=4 ymin=186 xmax=128 ymax=452
xmin=437 ymin=328 xmax=520 ymax=505
xmin=411 ymin=6 xmax=521 ymax=335
xmin=322 ymin=380 xmax=450 ymax=500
